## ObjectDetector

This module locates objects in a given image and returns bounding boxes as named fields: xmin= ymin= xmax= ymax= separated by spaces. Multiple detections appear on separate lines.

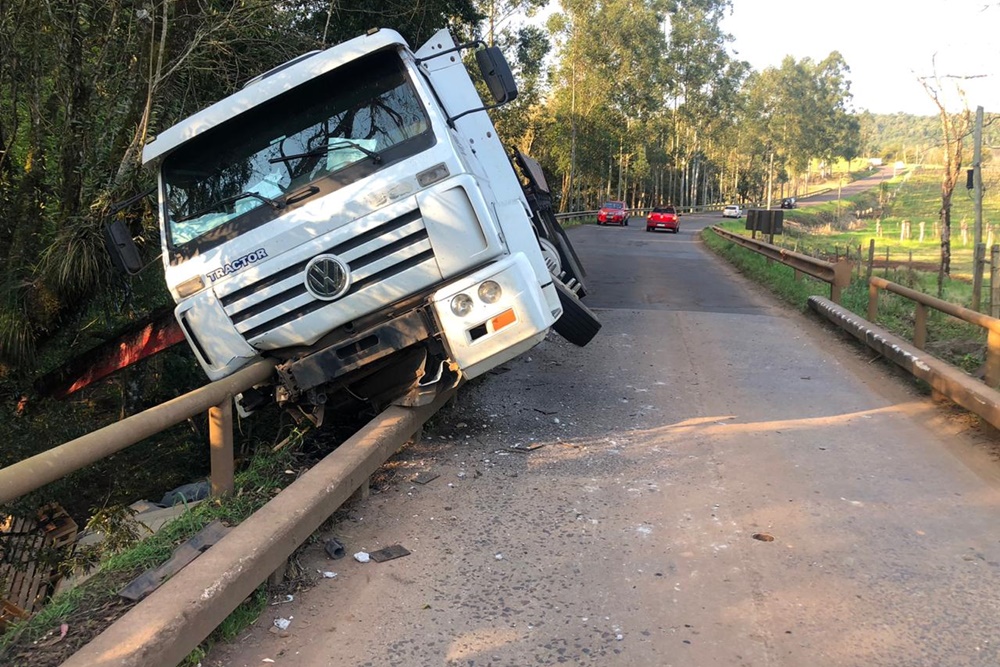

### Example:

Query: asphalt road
xmin=209 ymin=213 xmax=1000 ymax=667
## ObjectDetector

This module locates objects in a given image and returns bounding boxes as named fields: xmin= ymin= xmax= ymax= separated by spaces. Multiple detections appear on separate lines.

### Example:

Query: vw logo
xmin=304 ymin=254 xmax=351 ymax=301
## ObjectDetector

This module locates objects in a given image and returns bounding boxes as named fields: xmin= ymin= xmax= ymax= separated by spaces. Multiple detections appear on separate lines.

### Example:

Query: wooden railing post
xmin=987 ymin=329 xmax=1000 ymax=389
xmin=913 ymin=303 xmax=928 ymax=350
xmin=867 ymin=282 xmax=879 ymax=322
xmin=209 ymin=399 xmax=234 ymax=497
xmin=991 ymin=245 xmax=1000 ymax=319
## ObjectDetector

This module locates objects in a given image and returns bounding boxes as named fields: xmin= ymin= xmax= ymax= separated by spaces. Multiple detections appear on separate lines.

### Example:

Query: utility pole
xmin=972 ymin=106 xmax=984 ymax=310
xmin=766 ymin=151 xmax=774 ymax=209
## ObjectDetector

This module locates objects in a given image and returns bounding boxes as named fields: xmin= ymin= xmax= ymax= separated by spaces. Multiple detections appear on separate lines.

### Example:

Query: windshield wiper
xmin=175 ymin=192 xmax=284 ymax=223
xmin=269 ymin=140 xmax=382 ymax=165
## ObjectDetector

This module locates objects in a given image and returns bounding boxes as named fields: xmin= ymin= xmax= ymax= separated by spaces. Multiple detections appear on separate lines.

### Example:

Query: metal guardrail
xmin=0 ymin=360 xmax=277 ymax=505
xmin=554 ymin=203 xmax=734 ymax=222
xmin=809 ymin=296 xmax=1000 ymax=432
xmin=868 ymin=276 xmax=1000 ymax=387
xmin=710 ymin=226 xmax=852 ymax=303
xmin=62 ymin=390 xmax=452 ymax=667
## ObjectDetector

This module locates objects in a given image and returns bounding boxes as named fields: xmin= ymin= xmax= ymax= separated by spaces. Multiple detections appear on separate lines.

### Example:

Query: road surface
xmin=208 ymin=212 xmax=1000 ymax=667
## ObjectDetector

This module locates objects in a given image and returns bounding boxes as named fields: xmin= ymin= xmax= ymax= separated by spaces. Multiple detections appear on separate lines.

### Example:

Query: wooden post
xmin=867 ymin=282 xmax=879 ymax=322
xmin=913 ymin=303 xmax=927 ymax=350
xmin=986 ymin=329 xmax=1000 ymax=389
xmin=209 ymin=400 xmax=234 ymax=497
xmin=919 ymin=221 xmax=925 ymax=242
xmin=884 ymin=248 xmax=890 ymax=278
xmin=866 ymin=239 xmax=875 ymax=281
xmin=973 ymin=243 xmax=985 ymax=312
xmin=991 ymin=245 xmax=1000 ymax=319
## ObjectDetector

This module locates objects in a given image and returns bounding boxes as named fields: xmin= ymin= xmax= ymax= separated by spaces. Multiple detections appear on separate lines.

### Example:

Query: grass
xmin=704 ymin=164 xmax=1000 ymax=375
xmin=0 ymin=423 xmax=317 ymax=666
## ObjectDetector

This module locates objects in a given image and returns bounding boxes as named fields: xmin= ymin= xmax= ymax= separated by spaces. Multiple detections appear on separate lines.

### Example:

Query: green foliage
xmin=0 ymin=428 xmax=307 ymax=660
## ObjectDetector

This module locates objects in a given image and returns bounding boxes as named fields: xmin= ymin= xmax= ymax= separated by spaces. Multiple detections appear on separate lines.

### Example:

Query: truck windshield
xmin=162 ymin=49 xmax=431 ymax=247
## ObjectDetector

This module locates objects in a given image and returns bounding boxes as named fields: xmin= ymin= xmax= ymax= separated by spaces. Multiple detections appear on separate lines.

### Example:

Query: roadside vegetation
xmin=0 ymin=422 xmax=328 ymax=666
xmin=705 ymin=164 xmax=1000 ymax=374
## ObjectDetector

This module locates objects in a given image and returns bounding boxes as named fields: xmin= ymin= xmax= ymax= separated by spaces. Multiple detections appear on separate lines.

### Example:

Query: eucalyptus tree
xmin=738 ymin=53 xmax=858 ymax=203
xmin=545 ymin=0 xmax=669 ymax=210
xmin=659 ymin=0 xmax=737 ymax=207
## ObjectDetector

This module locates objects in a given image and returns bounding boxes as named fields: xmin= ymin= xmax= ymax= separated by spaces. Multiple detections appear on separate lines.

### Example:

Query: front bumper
xmin=431 ymin=253 xmax=555 ymax=379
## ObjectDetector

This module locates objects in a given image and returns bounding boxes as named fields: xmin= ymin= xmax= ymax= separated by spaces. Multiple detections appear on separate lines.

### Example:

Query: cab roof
xmin=142 ymin=29 xmax=408 ymax=166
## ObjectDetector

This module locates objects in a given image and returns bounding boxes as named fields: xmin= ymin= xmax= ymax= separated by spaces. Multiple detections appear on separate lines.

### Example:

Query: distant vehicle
xmin=780 ymin=197 xmax=796 ymax=209
xmin=722 ymin=205 xmax=743 ymax=218
xmin=597 ymin=201 xmax=629 ymax=226
xmin=646 ymin=206 xmax=679 ymax=233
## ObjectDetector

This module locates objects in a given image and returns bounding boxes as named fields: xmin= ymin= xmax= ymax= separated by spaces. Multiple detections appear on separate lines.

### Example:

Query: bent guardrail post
xmin=0 ymin=360 xmax=275 ymax=505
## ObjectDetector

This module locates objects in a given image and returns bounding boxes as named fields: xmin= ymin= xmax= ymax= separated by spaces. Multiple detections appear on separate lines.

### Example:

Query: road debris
xmin=411 ymin=471 xmax=440 ymax=485
xmin=752 ymin=533 xmax=775 ymax=542
xmin=511 ymin=442 xmax=545 ymax=452
xmin=321 ymin=571 xmax=338 ymax=579
xmin=369 ymin=544 xmax=411 ymax=562
xmin=354 ymin=551 xmax=370 ymax=563
xmin=324 ymin=537 xmax=346 ymax=559
xmin=273 ymin=617 xmax=291 ymax=630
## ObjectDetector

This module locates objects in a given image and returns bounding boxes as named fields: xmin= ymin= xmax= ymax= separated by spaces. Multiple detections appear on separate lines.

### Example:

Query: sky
xmin=720 ymin=0 xmax=1000 ymax=116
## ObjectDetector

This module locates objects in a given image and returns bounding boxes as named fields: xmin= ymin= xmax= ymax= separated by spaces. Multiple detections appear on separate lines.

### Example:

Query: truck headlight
xmin=451 ymin=293 xmax=474 ymax=317
xmin=478 ymin=280 xmax=502 ymax=304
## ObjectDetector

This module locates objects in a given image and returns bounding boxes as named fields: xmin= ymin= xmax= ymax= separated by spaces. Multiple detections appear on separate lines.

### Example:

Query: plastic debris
xmin=321 ymin=571 xmax=338 ymax=578
xmin=495 ymin=553 xmax=503 ymax=560
xmin=270 ymin=594 xmax=294 ymax=605
xmin=324 ymin=537 xmax=346 ymax=559
xmin=354 ymin=551 xmax=370 ymax=563
xmin=273 ymin=617 xmax=291 ymax=630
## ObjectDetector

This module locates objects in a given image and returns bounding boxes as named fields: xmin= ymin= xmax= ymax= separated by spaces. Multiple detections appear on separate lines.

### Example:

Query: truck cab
xmin=122 ymin=28 xmax=598 ymax=421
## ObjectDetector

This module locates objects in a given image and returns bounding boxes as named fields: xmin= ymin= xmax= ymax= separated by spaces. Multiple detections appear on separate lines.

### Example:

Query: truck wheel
xmin=553 ymin=280 xmax=601 ymax=346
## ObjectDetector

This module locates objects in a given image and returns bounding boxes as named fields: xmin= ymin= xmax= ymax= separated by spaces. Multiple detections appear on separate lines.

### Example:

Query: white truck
xmin=107 ymin=27 xmax=599 ymax=422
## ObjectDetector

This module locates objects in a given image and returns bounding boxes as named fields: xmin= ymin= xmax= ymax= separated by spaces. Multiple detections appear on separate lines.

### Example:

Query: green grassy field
xmin=708 ymin=164 xmax=1000 ymax=374
xmin=720 ymin=166 xmax=1000 ymax=281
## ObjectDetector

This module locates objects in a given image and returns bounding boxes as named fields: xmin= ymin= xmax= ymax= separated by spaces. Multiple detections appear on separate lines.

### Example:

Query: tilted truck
xmin=107 ymin=27 xmax=599 ymax=424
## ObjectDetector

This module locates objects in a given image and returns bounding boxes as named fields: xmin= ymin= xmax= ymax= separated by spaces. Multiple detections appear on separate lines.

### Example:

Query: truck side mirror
xmin=104 ymin=219 xmax=144 ymax=275
xmin=475 ymin=47 xmax=517 ymax=104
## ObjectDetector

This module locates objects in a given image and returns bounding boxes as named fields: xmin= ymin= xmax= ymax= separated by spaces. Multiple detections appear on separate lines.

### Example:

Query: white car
xmin=722 ymin=205 xmax=743 ymax=218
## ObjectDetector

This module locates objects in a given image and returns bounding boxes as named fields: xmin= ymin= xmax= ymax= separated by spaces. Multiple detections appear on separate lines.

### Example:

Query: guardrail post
xmin=209 ymin=399 xmax=234 ymax=497
xmin=867 ymin=281 xmax=879 ymax=322
xmin=987 ymin=329 xmax=1000 ymax=389
xmin=830 ymin=261 xmax=851 ymax=304
xmin=913 ymin=303 xmax=928 ymax=350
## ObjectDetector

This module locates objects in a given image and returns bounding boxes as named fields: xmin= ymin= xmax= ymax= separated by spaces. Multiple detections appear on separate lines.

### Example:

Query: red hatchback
xmin=597 ymin=201 xmax=629 ymax=226
xmin=646 ymin=206 xmax=679 ymax=233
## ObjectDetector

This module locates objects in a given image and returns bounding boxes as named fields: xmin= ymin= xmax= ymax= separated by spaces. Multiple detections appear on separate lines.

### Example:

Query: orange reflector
xmin=490 ymin=309 xmax=517 ymax=332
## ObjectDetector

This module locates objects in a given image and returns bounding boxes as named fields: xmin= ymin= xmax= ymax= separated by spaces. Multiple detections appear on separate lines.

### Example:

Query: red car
xmin=597 ymin=201 xmax=629 ymax=226
xmin=646 ymin=206 xmax=679 ymax=233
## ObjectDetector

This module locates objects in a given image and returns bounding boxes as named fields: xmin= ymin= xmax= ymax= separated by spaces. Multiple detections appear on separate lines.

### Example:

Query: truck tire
xmin=553 ymin=280 xmax=601 ymax=346
xmin=538 ymin=213 xmax=588 ymax=298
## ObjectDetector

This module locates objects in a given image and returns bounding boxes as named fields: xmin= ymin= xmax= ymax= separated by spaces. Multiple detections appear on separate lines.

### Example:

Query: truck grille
xmin=215 ymin=208 xmax=441 ymax=347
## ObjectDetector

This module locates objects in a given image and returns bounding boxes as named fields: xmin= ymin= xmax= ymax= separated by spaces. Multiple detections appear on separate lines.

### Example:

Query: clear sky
xmin=721 ymin=0 xmax=1000 ymax=116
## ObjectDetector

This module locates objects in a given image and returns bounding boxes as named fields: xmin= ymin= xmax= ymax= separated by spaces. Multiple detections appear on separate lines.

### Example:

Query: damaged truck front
xmin=108 ymin=27 xmax=599 ymax=423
